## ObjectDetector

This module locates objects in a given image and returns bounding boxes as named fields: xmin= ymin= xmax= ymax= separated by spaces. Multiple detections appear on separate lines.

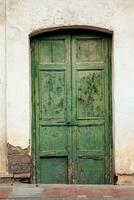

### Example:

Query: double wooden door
xmin=32 ymin=30 xmax=113 ymax=184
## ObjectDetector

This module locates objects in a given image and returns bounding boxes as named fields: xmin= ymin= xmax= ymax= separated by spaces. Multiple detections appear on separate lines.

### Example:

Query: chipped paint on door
xmin=31 ymin=30 xmax=113 ymax=184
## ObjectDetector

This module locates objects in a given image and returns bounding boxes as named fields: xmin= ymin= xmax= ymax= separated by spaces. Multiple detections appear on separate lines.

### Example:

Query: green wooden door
xmin=31 ymin=30 xmax=113 ymax=184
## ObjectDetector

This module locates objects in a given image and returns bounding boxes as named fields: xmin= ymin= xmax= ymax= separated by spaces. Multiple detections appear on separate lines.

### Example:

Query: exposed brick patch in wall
xmin=117 ymin=174 xmax=134 ymax=185
xmin=7 ymin=143 xmax=31 ymax=178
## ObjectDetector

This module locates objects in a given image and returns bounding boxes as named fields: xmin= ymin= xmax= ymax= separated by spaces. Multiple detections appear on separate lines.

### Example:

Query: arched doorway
xmin=31 ymin=28 xmax=113 ymax=184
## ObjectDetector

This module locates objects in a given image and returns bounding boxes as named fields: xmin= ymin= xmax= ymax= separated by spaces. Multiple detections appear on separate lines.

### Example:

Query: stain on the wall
xmin=117 ymin=174 xmax=134 ymax=185
xmin=8 ymin=0 xmax=21 ymax=9
xmin=0 ymin=1 xmax=5 ymax=24
xmin=7 ymin=143 xmax=31 ymax=175
xmin=116 ymin=142 xmax=134 ymax=175
xmin=0 ymin=13 xmax=5 ymax=24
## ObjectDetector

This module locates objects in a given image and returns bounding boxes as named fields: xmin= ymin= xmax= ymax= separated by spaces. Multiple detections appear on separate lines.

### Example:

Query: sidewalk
xmin=0 ymin=184 xmax=134 ymax=199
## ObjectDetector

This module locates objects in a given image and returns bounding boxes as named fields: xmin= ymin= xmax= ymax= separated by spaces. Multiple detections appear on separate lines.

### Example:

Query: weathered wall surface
xmin=0 ymin=0 xmax=134 ymax=183
xmin=0 ymin=0 xmax=7 ymax=174
xmin=7 ymin=143 xmax=31 ymax=175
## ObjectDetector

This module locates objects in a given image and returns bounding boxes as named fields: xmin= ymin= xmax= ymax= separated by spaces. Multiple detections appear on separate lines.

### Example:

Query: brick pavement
xmin=0 ymin=184 xmax=134 ymax=199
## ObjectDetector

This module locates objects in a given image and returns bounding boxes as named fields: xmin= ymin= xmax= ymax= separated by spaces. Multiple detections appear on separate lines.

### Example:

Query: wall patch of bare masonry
xmin=117 ymin=174 xmax=134 ymax=185
xmin=7 ymin=143 xmax=31 ymax=176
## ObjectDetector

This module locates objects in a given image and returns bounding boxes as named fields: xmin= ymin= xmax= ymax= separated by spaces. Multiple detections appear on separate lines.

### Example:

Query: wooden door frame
xmin=31 ymin=28 xmax=114 ymax=184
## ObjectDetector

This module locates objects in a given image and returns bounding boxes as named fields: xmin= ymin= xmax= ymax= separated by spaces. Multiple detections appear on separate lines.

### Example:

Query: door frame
xmin=31 ymin=28 xmax=114 ymax=184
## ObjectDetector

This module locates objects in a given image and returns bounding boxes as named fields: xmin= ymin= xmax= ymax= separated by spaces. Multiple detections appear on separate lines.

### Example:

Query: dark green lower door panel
xmin=77 ymin=158 xmax=105 ymax=184
xmin=32 ymin=30 xmax=113 ymax=184
xmin=40 ymin=157 xmax=68 ymax=183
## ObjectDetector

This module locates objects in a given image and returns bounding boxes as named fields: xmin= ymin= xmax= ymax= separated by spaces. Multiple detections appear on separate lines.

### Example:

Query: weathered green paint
xmin=31 ymin=30 xmax=113 ymax=184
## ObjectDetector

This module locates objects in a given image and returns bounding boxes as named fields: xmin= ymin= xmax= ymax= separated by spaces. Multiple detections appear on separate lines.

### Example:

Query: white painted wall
xmin=1 ymin=0 xmax=134 ymax=176
xmin=0 ymin=0 xmax=7 ymax=174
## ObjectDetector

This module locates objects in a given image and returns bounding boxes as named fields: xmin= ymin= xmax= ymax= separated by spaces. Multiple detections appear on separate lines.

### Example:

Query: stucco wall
xmin=0 ymin=0 xmax=134 ymax=181
xmin=0 ymin=0 xmax=7 ymax=174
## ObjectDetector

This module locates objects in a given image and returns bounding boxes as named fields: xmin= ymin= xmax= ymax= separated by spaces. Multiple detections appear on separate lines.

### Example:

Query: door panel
xmin=72 ymin=35 xmax=110 ymax=184
xmin=77 ymin=158 xmax=105 ymax=184
xmin=33 ymin=35 xmax=72 ymax=183
xmin=77 ymin=70 xmax=104 ymax=117
xmin=39 ymin=126 xmax=68 ymax=153
xmin=32 ymin=31 xmax=112 ymax=184
xmin=76 ymin=125 xmax=105 ymax=184
xmin=38 ymin=37 xmax=71 ymax=123
xmin=39 ymin=39 xmax=66 ymax=64
xmin=76 ymin=38 xmax=103 ymax=62
xmin=77 ymin=125 xmax=105 ymax=153
xmin=40 ymin=157 xmax=68 ymax=183
xmin=39 ymin=71 xmax=66 ymax=120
